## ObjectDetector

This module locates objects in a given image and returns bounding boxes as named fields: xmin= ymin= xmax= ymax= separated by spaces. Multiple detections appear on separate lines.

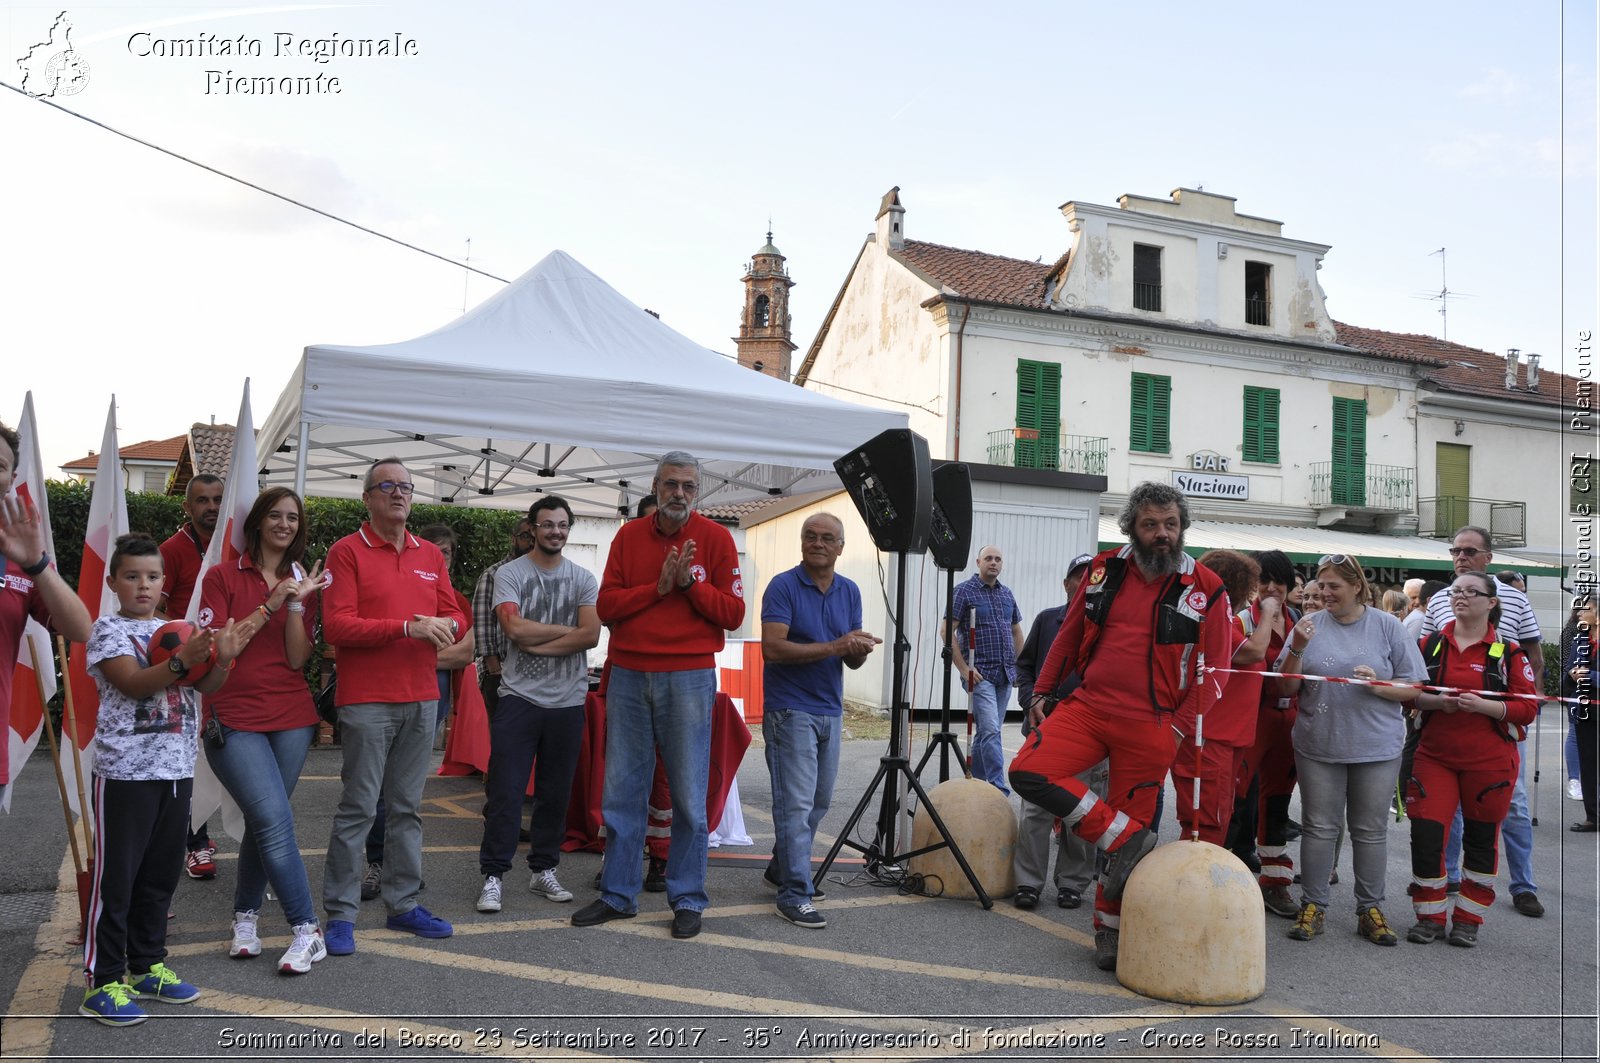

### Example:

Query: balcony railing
xmin=1417 ymin=497 xmax=1527 ymax=548
xmin=1133 ymin=282 xmax=1162 ymax=312
xmin=986 ymin=429 xmax=1108 ymax=476
xmin=1308 ymin=462 xmax=1414 ymax=511
xmin=1245 ymin=296 xmax=1270 ymax=326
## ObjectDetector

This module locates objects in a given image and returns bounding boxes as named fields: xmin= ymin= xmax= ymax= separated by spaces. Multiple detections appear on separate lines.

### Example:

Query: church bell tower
xmin=734 ymin=231 xmax=796 ymax=381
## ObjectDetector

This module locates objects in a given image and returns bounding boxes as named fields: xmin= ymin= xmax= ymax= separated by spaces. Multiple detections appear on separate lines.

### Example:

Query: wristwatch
xmin=167 ymin=656 xmax=189 ymax=679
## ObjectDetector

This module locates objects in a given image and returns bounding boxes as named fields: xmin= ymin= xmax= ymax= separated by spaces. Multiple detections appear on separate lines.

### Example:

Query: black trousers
xmin=85 ymin=776 xmax=190 ymax=986
xmin=478 ymin=694 xmax=584 ymax=877
xmin=1577 ymin=711 xmax=1598 ymax=825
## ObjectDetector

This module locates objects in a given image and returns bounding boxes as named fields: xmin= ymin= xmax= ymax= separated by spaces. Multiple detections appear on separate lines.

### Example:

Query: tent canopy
xmin=258 ymin=251 xmax=908 ymax=516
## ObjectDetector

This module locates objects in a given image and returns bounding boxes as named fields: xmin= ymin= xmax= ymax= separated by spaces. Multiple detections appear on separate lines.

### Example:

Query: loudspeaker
xmin=928 ymin=462 xmax=973 ymax=570
xmin=834 ymin=429 xmax=931 ymax=553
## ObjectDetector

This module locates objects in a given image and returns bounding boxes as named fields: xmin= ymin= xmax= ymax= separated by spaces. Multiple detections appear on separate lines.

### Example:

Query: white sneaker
xmin=229 ymin=910 xmax=261 ymax=958
xmin=1569 ymin=779 xmax=1584 ymax=801
xmin=530 ymin=869 xmax=573 ymax=902
xmin=278 ymin=922 xmax=326 ymax=975
xmin=476 ymin=875 xmax=503 ymax=913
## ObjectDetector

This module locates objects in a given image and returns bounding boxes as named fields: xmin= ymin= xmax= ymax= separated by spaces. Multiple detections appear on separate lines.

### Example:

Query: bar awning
xmin=1098 ymin=518 xmax=1565 ymax=577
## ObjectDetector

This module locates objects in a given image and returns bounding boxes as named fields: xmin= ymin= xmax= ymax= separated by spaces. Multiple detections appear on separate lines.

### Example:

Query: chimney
xmin=1504 ymin=348 xmax=1520 ymax=389
xmin=1526 ymin=353 xmax=1541 ymax=390
xmin=875 ymin=186 xmax=905 ymax=250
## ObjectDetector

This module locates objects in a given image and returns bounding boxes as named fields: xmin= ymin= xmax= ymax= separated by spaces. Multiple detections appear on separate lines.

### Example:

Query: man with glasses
xmin=320 ymin=458 xmax=468 ymax=955
xmin=1420 ymin=526 xmax=1545 ymax=918
xmin=473 ymin=517 xmax=535 ymax=719
xmin=476 ymin=497 xmax=599 ymax=915
xmin=573 ymin=451 xmax=745 ymax=940
xmin=760 ymin=513 xmax=879 ymax=928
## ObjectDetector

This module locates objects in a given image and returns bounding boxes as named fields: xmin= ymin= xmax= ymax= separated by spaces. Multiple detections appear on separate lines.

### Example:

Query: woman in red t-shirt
xmin=1404 ymin=570 xmax=1538 ymax=948
xmin=198 ymin=487 xmax=326 ymax=975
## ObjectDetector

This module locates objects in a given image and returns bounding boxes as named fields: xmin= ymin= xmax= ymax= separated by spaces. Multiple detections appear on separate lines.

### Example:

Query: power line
xmin=1 ymin=79 xmax=511 ymax=284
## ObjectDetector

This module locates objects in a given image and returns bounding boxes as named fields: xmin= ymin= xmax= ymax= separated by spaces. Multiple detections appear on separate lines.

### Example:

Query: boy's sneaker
xmin=79 ymin=982 xmax=147 ymax=1026
xmin=185 ymin=846 xmax=218 ymax=880
xmin=530 ymin=869 xmax=573 ymax=902
xmin=360 ymin=861 xmax=382 ymax=901
xmin=386 ymin=904 xmax=453 ymax=938
xmin=777 ymin=902 xmax=826 ymax=928
xmin=477 ymin=875 xmax=504 ymax=913
xmin=279 ymin=923 xmax=326 ymax=975
xmin=324 ymin=919 xmax=356 ymax=956
xmin=229 ymin=910 xmax=262 ymax=958
xmin=126 ymin=962 xmax=200 ymax=1004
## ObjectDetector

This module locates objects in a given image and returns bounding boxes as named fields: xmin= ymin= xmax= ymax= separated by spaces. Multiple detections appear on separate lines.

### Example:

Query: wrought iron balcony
xmin=1308 ymin=462 xmax=1414 ymax=512
xmin=1417 ymin=497 xmax=1526 ymax=548
xmin=985 ymin=429 xmax=1108 ymax=476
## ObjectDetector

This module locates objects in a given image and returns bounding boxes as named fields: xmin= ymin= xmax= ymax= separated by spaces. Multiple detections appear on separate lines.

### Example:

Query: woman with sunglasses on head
xmin=196 ymin=487 xmax=329 ymax=974
xmin=1561 ymin=597 xmax=1598 ymax=833
xmin=1276 ymin=554 xmax=1425 ymax=946
xmin=1404 ymin=571 xmax=1539 ymax=946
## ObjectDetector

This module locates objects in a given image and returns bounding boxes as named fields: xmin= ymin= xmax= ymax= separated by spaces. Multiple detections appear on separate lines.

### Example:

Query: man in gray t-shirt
xmin=473 ymin=498 xmax=600 ymax=915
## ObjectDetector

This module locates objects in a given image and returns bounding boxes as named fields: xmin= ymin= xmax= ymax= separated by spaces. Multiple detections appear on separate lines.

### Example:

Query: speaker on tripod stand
xmin=915 ymin=462 xmax=974 ymax=784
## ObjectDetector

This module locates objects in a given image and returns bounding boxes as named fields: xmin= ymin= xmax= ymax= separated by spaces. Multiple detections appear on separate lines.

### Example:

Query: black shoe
xmin=1447 ymin=921 xmax=1478 ymax=948
xmin=764 ymin=861 xmax=825 ymax=901
xmin=1283 ymin=818 xmax=1302 ymax=841
xmin=570 ymin=900 xmax=634 ymax=928
xmin=1099 ymin=828 xmax=1156 ymax=901
xmin=1406 ymin=919 xmax=1445 ymax=944
xmin=670 ymin=908 xmax=702 ymax=939
xmin=1013 ymin=886 xmax=1039 ymax=910
xmin=1233 ymin=850 xmax=1261 ymax=875
xmin=1512 ymin=892 xmax=1544 ymax=918
xmin=1057 ymin=888 xmax=1082 ymax=910
xmin=644 ymin=856 xmax=667 ymax=893
xmin=1093 ymin=928 xmax=1119 ymax=971
xmin=593 ymin=870 xmax=603 ymax=889
xmin=1446 ymin=880 xmax=1461 ymax=894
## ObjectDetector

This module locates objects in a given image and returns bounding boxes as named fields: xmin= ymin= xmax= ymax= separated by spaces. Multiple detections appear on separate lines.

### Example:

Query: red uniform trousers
xmin=1172 ymin=739 xmax=1245 ymax=846
xmin=1009 ymin=701 xmax=1177 ymax=930
xmin=1243 ymin=701 xmax=1298 ymax=888
xmin=1406 ymin=750 xmax=1516 ymax=928
xmin=646 ymin=756 xmax=671 ymax=860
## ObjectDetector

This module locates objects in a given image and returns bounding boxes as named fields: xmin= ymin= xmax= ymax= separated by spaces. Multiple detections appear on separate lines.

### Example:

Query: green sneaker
xmin=126 ymin=962 xmax=200 ymax=1004
xmin=79 ymin=982 xmax=148 ymax=1026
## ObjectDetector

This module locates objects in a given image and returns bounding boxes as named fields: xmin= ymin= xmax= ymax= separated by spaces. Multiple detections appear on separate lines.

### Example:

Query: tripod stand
xmin=814 ymin=550 xmax=993 ymax=908
xmin=913 ymin=566 xmax=969 ymax=784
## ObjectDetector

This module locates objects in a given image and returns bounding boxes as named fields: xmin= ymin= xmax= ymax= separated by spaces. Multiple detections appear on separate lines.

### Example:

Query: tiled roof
xmin=1333 ymin=323 xmax=1565 ymax=406
xmin=61 ymin=433 xmax=186 ymax=470
xmin=188 ymin=423 xmax=235 ymax=477
xmin=892 ymin=240 xmax=1056 ymax=309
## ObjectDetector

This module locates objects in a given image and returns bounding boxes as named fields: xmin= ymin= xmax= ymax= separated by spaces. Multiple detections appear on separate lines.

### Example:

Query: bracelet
xmin=286 ymin=602 xmax=305 ymax=614
xmin=257 ymin=604 xmax=273 ymax=622
xmin=21 ymin=553 xmax=50 ymax=577
xmin=403 ymin=620 xmax=410 ymax=639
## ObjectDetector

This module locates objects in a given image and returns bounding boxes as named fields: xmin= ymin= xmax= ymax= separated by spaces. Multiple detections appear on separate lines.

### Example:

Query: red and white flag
xmin=3 ymin=393 xmax=58 ymax=811
xmin=188 ymin=381 xmax=257 ymax=837
xmin=60 ymin=398 xmax=128 ymax=826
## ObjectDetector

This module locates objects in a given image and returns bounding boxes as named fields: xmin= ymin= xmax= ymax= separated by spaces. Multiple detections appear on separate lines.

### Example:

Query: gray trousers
xmin=1295 ymin=753 xmax=1398 ymax=913
xmin=324 ymin=701 xmax=436 ymax=921
xmin=1014 ymin=759 xmax=1108 ymax=893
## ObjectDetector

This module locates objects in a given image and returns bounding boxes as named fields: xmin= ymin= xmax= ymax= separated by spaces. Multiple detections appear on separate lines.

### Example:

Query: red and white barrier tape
xmin=1200 ymin=664 xmax=1588 ymax=706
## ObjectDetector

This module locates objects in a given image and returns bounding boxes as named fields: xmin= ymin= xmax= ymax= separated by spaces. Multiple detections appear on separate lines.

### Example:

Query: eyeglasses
xmin=1447 ymin=587 xmax=1493 ymax=599
xmin=802 ymin=532 xmax=841 ymax=545
xmin=369 ymin=480 xmax=415 ymax=496
xmin=1448 ymin=546 xmax=1485 ymax=558
xmin=534 ymin=521 xmax=570 ymax=532
xmin=1318 ymin=554 xmax=1350 ymax=566
xmin=659 ymin=479 xmax=698 ymax=495
xmin=513 ymin=530 xmax=534 ymax=541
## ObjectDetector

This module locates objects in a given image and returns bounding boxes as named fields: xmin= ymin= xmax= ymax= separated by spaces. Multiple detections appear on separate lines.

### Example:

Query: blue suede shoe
xmin=324 ymin=919 xmax=356 ymax=956
xmin=385 ymin=904 xmax=452 ymax=939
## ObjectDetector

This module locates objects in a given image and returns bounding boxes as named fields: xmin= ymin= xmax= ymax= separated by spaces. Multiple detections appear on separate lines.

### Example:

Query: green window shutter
xmin=1038 ymin=362 xmax=1061 ymax=468
xmin=1151 ymin=375 xmax=1171 ymax=452
xmin=1130 ymin=372 xmax=1170 ymax=453
xmin=1243 ymin=386 xmax=1280 ymax=463
xmin=1016 ymin=361 xmax=1042 ymax=467
xmin=1331 ymin=397 xmax=1367 ymax=505
xmin=1261 ymin=389 xmax=1279 ymax=463
xmin=1130 ymin=373 xmax=1151 ymax=452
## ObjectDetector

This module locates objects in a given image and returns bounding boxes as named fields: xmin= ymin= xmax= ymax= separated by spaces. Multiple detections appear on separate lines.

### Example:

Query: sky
xmin=2 ymin=1 xmax=1594 ymax=476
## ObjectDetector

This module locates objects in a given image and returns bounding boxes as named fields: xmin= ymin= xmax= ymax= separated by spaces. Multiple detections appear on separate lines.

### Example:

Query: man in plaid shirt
xmin=944 ymin=545 xmax=1025 ymax=793
xmin=473 ymin=517 xmax=533 ymax=717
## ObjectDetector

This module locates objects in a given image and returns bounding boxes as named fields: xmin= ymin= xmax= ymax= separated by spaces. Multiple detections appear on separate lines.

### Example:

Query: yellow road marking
xmin=3 ymin=849 xmax=79 ymax=1058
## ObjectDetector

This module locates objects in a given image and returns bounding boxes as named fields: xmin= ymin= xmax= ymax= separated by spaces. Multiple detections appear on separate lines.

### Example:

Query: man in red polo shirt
xmin=159 ymin=473 xmax=225 ymax=878
xmin=319 ymin=458 xmax=467 ymax=956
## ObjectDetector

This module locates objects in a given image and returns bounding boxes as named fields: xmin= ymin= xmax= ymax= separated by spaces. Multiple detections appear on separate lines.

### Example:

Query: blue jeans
xmin=1567 ymin=717 xmax=1581 ymax=783
xmin=205 ymin=724 xmax=317 ymax=927
xmin=599 ymin=667 xmax=714 ymax=913
xmin=969 ymin=678 xmax=1011 ymax=793
xmin=1446 ymin=746 xmax=1536 ymax=894
xmin=763 ymin=709 xmax=841 ymax=908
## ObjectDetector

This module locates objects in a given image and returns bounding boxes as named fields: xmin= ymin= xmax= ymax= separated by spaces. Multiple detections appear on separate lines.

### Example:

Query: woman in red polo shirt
xmin=1404 ymin=569 xmax=1538 ymax=948
xmin=198 ymin=487 xmax=327 ymax=975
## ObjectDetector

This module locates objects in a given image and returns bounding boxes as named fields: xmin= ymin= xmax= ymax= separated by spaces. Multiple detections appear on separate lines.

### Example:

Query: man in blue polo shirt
xmin=945 ymin=544 xmax=1025 ymax=793
xmin=761 ymin=513 xmax=880 ymax=929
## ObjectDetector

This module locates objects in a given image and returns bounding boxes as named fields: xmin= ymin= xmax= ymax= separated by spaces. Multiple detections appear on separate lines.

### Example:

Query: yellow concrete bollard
xmin=1115 ymin=840 xmax=1266 ymax=1004
xmin=906 ymin=778 xmax=1017 ymax=901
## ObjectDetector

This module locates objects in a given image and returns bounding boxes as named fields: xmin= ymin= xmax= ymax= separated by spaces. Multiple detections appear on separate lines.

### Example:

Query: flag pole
xmin=57 ymin=635 xmax=94 ymax=857
xmin=29 ymin=639 xmax=84 ymax=875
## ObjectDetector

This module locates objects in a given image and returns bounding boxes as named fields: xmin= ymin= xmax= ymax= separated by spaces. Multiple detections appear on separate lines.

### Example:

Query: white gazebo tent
xmin=258 ymin=251 xmax=908 ymax=513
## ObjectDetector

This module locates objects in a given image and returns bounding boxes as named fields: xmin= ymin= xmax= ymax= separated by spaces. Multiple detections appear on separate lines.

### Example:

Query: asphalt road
xmin=0 ymin=712 xmax=1594 ymax=1063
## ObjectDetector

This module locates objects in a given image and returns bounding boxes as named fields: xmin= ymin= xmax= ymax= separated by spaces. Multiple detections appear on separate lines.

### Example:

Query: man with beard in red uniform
xmin=1010 ymin=481 xmax=1231 ymax=972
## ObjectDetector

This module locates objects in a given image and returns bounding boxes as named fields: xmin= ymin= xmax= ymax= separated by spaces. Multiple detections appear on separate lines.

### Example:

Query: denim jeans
xmin=762 ymin=709 xmax=841 ymax=908
xmin=205 ymin=724 xmax=317 ymax=927
xmin=1567 ymin=717 xmax=1580 ymax=783
xmin=1445 ymin=745 xmax=1536 ymax=894
xmin=1295 ymin=754 xmax=1399 ymax=911
xmin=324 ymin=701 xmax=436 ymax=921
xmin=479 ymin=694 xmax=584 ymax=877
xmin=969 ymin=678 xmax=1011 ymax=793
xmin=599 ymin=666 xmax=714 ymax=913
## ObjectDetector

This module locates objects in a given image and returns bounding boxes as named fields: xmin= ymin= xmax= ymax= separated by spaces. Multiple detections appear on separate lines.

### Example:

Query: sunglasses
xmin=1318 ymin=554 xmax=1351 ymax=567
xmin=1447 ymin=546 xmax=1485 ymax=558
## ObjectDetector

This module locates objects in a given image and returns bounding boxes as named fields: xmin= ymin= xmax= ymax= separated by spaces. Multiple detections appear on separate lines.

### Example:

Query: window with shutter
xmin=1330 ymin=397 xmax=1367 ymax=506
xmin=1015 ymin=360 xmax=1062 ymax=468
xmin=1130 ymin=372 xmax=1170 ymax=453
xmin=1242 ymin=386 xmax=1280 ymax=463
